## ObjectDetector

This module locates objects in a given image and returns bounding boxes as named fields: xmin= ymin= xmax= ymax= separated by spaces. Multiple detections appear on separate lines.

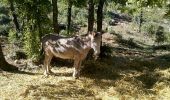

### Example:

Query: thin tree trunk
xmin=52 ymin=0 xmax=59 ymax=34
xmin=88 ymin=0 xmax=94 ymax=32
xmin=0 ymin=39 xmax=18 ymax=71
xmin=36 ymin=6 xmax=42 ymax=38
xmin=9 ymin=0 xmax=20 ymax=37
xmin=97 ymin=0 xmax=105 ymax=47
xmin=67 ymin=0 xmax=73 ymax=35
xmin=97 ymin=0 xmax=105 ymax=32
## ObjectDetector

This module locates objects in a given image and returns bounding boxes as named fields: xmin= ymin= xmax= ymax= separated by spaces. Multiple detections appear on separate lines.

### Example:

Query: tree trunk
xmin=0 ymin=39 xmax=18 ymax=71
xmin=9 ymin=0 xmax=20 ymax=37
xmin=88 ymin=0 xmax=94 ymax=32
xmin=52 ymin=0 xmax=59 ymax=34
xmin=0 ymin=42 xmax=6 ymax=67
xmin=36 ymin=6 xmax=42 ymax=38
xmin=97 ymin=0 xmax=105 ymax=32
xmin=67 ymin=0 xmax=73 ymax=35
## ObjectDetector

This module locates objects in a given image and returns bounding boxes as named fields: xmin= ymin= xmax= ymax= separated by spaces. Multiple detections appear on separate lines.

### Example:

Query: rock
xmin=109 ymin=19 xmax=118 ymax=26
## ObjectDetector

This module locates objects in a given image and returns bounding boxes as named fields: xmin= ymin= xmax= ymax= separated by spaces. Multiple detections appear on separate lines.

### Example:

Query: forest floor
xmin=0 ymin=22 xmax=170 ymax=100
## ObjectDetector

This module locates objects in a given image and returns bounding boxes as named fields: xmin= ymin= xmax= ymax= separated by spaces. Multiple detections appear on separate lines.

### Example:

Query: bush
xmin=8 ymin=29 xmax=17 ymax=43
xmin=0 ymin=25 xmax=10 ymax=35
xmin=142 ymin=23 xmax=159 ymax=35
xmin=155 ymin=26 xmax=166 ymax=44
xmin=165 ymin=32 xmax=170 ymax=42
xmin=0 ymin=4 xmax=11 ymax=36
xmin=23 ymin=29 xmax=40 ymax=60
xmin=72 ymin=7 xmax=87 ymax=26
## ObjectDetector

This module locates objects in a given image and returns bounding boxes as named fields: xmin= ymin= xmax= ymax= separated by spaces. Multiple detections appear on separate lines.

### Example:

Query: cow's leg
xmin=77 ymin=60 xmax=82 ymax=77
xmin=73 ymin=60 xmax=82 ymax=79
xmin=43 ymin=50 xmax=53 ymax=76
xmin=43 ymin=54 xmax=49 ymax=76
xmin=47 ymin=55 xmax=54 ymax=74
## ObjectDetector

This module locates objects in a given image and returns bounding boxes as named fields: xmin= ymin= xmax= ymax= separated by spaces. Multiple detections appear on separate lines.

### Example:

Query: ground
xmin=0 ymin=22 xmax=170 ymax=100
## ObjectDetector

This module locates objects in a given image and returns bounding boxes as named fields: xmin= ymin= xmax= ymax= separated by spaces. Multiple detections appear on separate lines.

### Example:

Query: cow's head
xmin=88 ymin=31 xmax=102 ymax=60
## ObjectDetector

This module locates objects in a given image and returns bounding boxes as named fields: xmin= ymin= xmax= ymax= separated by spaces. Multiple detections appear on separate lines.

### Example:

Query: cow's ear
xmin=88 ymin=31 xmax=96 ymax=36
xmin=94 ymin=32 xmax=102 ymax=37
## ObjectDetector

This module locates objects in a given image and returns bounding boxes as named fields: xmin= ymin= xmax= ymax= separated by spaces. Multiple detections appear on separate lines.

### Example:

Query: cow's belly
xmin=52 ymin=47 xmax=80 ymax=59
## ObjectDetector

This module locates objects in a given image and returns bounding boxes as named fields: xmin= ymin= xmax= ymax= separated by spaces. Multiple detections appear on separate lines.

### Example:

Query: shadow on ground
xmin=20 ymin=80 xmax=95 ymax=99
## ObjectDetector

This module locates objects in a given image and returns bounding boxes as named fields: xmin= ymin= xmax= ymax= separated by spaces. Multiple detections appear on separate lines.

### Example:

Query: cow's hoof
xmin=73 ymin=72 xmax=79 ymax=79
xmin=49 ymin=70 xmax=55 ymax=75
xmin=73 ymin=76 xmax=79 ymax=79
xmin=44 ymin=72 xmax=49 ymax=77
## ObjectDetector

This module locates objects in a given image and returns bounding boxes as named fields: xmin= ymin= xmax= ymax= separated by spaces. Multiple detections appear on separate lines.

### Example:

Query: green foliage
xmin=165 ymin=32 xmax=170 ymax=42
xmin=142 ymin=23 xmax=159 ymax=35
xmin=8 ymin=29 xmax=17 ymax=43
xmin=0 ymin=25 xmax=10 ymax=35
xmin=0 ymin=3 xmax=11 ymax=35
xmin=23 ymin=29 xmax=40 ymax=60
xmin=8 ymin=29 xmax=23 ymax=45
xmin=14 ymin=0 xmax=52 ymax=60
xmin=142 ymin=23 xmax=167 ymax=44
xmin=16 ymin=0 xmax=52 ymax=34
xmin=60 ymin=30 xmax=70 ymax=36
xmin=72 ymin=7 xmax=87 ymax=26
xmin=164 ymin=3 xmax=170 ymax=18
xmin=58 ymin=0 xmax=87 ymax=33
xmin=61 ymin=0 xmax=86 ymax=7
xmin=155 ymin=26 xmax=167 ymax=44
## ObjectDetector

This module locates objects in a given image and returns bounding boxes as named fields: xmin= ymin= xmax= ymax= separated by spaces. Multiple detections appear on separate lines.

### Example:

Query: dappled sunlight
xmin=1 ymin=0 xmax=170 ymax=99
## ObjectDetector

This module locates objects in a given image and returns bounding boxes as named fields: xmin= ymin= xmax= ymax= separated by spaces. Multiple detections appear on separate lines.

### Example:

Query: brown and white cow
xmin=41 ymin=32 xmax=102 ymax=78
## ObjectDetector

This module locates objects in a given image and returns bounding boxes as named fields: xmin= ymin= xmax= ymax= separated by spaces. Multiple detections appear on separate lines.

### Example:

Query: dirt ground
xmin=0 ymin=22 xmax=170 ymax=100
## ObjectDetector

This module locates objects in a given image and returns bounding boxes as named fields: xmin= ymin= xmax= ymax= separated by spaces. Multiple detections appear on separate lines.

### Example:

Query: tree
xmin=63 ymin=0 xmax=86 ymax=34
xmin=52 ymin=0 xmax=59 ymax=34
xmin=97 ymin=0 xmax=106 ymax=32
xmin=126 ymin=0 xmax=168 ymax=33
xmin=8 ymin=0 xmax=20 ymax=37
xmin=67 ymin=0 xmax=73 ymax=34
xmin=0 ymin=39 xmax=18 ymax=71
xmin=14 ymin=0 xmax=51 ymax=59
xmin=88 ymin=0 xmax=94 ymax=32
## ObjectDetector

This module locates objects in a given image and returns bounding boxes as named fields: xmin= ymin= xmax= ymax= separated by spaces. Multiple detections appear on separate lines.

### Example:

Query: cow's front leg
xmin=73 ymin=60 xmax=82 ymax=79
xmin=43 ymin=51 xmax=54 ymax=76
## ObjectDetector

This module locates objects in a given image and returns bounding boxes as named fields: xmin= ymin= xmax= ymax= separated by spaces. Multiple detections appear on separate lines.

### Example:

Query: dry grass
xmin=1 ymin=22 xmax=170 ymax=100
xmin=0 ymin=58 xmax=170 ymax=100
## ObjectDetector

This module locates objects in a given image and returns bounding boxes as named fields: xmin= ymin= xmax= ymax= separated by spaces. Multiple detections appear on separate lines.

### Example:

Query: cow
xmin=41 ymin=31 xmax=102 ymax=78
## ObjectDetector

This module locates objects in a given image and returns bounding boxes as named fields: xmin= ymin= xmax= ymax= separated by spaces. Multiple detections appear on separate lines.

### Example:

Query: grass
xmin=1 ymin=17 xmax=170 ymax=100
xmin=0 ymin=53 xmax=170 ymax=100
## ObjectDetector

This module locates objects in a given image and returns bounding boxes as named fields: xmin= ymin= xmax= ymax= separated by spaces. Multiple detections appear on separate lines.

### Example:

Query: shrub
xmin=8 ymin=29 xmax=17 ymax=43
xmin=155 ymin=26 xmax=166 ymax=44
xmin=165 ymin=32 xmax=170 ymax=42
xmin=142 ymin=23 xmax=159 ymax=35
xmin=0 ymin=4 xmax=11 ymax=36
xmin=23 ymin=29 xmax=40 ymax=60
